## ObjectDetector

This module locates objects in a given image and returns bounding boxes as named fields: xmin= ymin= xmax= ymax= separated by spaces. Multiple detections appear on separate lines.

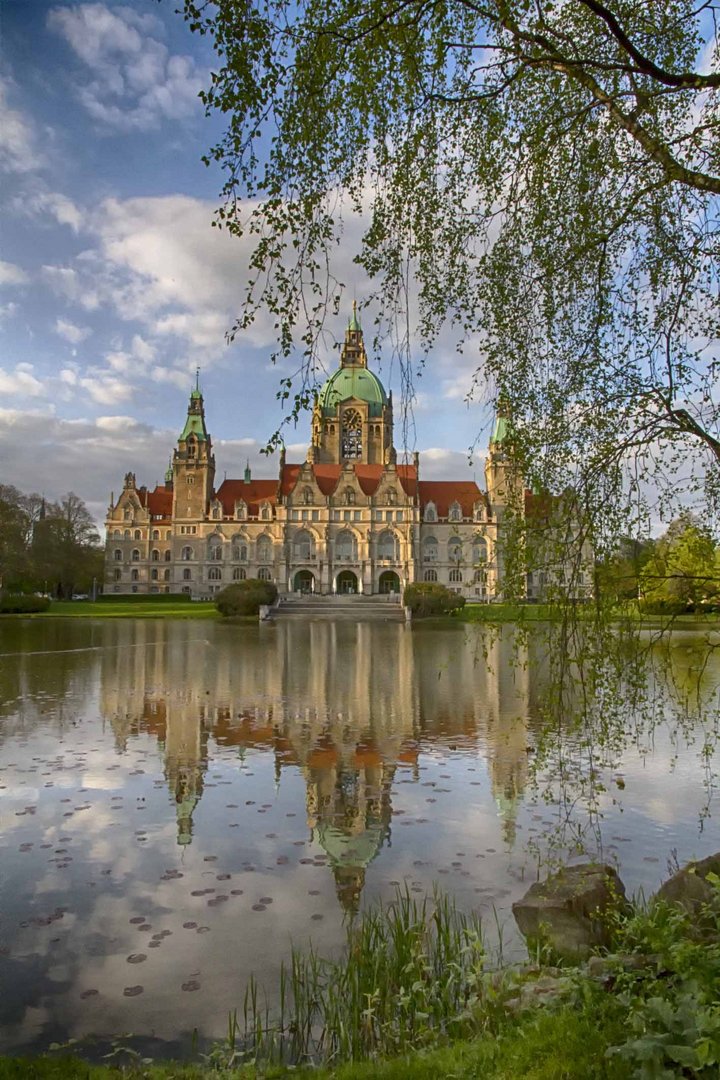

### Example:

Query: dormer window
xmin=474 ymin=505 xmax=484 ymax=523
xmin=302 ymin=487 xmax=313 ymax=506
xmin=211 ymin=502 xmax=222 ymax=520
xmin=187 ymin=437 xmax=196 ymax=458
xmin=344 ymin=487 xmax=355 ymax=506
xmin=424 ymin=502 xmax=437 ymax=523
xmin=260 ymin=504 xmax=271 ymax=521
xmin=449 ymin=502 xmax=462 ymax=522
xmin=235 ymin=501 xmax=247 ymax=520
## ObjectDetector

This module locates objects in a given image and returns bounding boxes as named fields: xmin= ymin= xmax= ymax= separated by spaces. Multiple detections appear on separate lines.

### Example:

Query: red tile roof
xmin=143 ymin=485 xmax=173 ymax=519
xmin=418 ymin=481 xmax=485 ymax=518
xmin=215 ymin=478 xmax=279 ymax=517
xmin=282 ymin=463 xmax=418 ymax=498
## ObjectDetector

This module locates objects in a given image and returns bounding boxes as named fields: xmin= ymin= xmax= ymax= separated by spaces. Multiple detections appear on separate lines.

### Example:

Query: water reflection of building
xmin=100 ymin=621 xmax=537 ymax=905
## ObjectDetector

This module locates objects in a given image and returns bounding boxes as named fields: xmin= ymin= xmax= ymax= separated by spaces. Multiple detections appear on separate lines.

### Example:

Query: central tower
xmin=309 ymin=304 xmax=395 ymax=465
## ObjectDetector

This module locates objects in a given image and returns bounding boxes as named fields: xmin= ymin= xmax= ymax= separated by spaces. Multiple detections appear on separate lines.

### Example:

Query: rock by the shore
xmin=512 ymin=863 xmax=628 ymax=961
xmin=654 ymin=851 xmax=720 ymax=917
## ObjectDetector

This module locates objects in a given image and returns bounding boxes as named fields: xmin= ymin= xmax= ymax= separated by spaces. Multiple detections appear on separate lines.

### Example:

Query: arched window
xmin=341 ymin=408 xmax=362 ymax=459
xmin=377 ymin=530 xmax=399 ymax=561
xmin=256 ymin=535 xmax=273 ymax=563
xmin=302 ymin=487 xmax=313 ymax=506
xmin=449 ymin=502 xmax=462 ymax=522
xmin=293 ymin=529 xmax=315 ymax=560
xmin=114 ymin=568 xmax=121 ymax=581
xmin=473 ymin=570 xmax=485 ymax=584
xmin=422 ymin=535 xmax=438 ymax=562
xmin=113 ymin=529 xmax=121 ymax=538
xmin=233 ymin=567 xmax=246 ymax=581
xmin=424 ymin=568 xmax=437 ymax=582
xmin=164 ymin=550 xmax=171 ymax=561
xmin=166 ymin=531 xmax=171 ymax=540
xmin=131 ymin=568 xmax=139 ymax=581
xmin=182 ymin=585 xmax=191 ymax=594
xmin=424 ymin=503 xmax=437 ymax=522
xmin=474 ymin=506 xmax=485 ymax=523
xmin=183 ymin=568 xmax=191 ymax=581
xmin=387 ymin=489 xmax=396 ymax=506
xmin=344 ymin=487 xmax=355 ymax=506
xmin=208 ymin=566 xmax=222 ymax=581
xmin=211 ymin=503 xmax=221 ymax=520
xmin=134 ymin=530 xmax=141 ymax=540
xmin=151 ymin=568 xmax=158 ymax=581
xmin=113 ymin=549 xmax=122 ymax=561
xmin=232 ymin=539 xmax=248 ymax=561
xmin=258 ymin=567 xmax=272 ymax=581
xmin=124 ymin=529 xmax=131 ymax=539
xmin=473 ymin=538 xmax=488 ymax=564
xmin=448 ymin=537 xmax=463 ymax=562
xmin=335 ymin=529 xmax=357 ymax=560
xmin=152 ymin=529 xmax=159 ymax=540
xmin=164 ymin=568 xmax=171 ymax=581
xmin=181 ymin=546 xmax=193 ymax=561
xmin=131 ymin=549 xmax=140 ymax=562
xmin=208 ymin=537 xmax=223 ymax=561
xmin=260 ymin=504 xmax=271 ymax=521
xmin=151 ymin=549 xmax=160 ymax=561
xmin=449 ymin=568 xmax=463 ymax=583
xmin=187 ymin=437 xmax=196 ymax=458
xmin=235 ymin=501 xmax=247 ymax=520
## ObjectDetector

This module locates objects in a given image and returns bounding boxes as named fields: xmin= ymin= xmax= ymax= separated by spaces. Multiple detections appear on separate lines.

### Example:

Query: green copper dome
xmin=318 ymin=366 xmax=388 ymax=418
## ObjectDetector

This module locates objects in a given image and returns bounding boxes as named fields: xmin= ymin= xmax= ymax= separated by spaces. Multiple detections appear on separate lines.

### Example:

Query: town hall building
xmin=104 ymin=307 xmax=583 ymax=600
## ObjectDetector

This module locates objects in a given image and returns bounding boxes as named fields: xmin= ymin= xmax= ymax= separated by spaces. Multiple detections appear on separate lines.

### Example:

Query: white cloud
xmin=80 ymin=372 xmax=133 ymax=405
xmin=150 ymin=365 xmax=191 ymax=390
xmin=60 ymin=368 xmax=79 ymax=385
xmin=28 ymin=191 xmax=83 ymax=232
xmin=130 ymin=333 xmax=155 ymax=363
xmin=0 ymin=77 xmax=42 ymax=173
xmin=95 ymin=415 xmax=140 ymax=432
xmin=0 ymin=259 xmax=29 ymax=286
xmin=55 ymin=317 xmax=92 ymax=344
xmin=47 ymin=3 xmax=205 ymax=131
xmin=0 ymin=364 xmax=46 ymax=397
xmin=42 ymin=263 xmax=100 ymax=310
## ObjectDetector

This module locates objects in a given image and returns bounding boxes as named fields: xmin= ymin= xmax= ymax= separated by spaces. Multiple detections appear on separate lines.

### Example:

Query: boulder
xmin=512 ymin=863 xmax=628 ymax=961
xmin=654 ymin=851 xmax=720 ymax=917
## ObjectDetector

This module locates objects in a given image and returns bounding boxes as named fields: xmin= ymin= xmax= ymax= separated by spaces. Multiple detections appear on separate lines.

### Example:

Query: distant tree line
xmin=0 ymin=485 xmax=103 ymax=600
xmin=599 ymin=517 xmax=720 ymax=613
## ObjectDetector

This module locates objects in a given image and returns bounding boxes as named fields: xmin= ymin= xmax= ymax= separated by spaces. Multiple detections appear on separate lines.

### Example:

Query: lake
xmin=0 ymin=617 xmax=717 ymax=1058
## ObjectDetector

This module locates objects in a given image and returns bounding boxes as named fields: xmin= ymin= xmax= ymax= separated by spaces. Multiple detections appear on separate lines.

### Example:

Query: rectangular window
xmin=333 ymin=510 xmax=340 ymax=521
xmin=386 ymin=511 xmax=393 ymax=521
xmin=353 ymin=510 xmax=361 ymax=521
xmin=343 ymin=510 xmax=351 ymax=521
xmin=312 ymin=510 xmax=319 ymax=521
xmin=302 ymin=510 xmax=309 ymax=521
xmin=396 ymin=511 xmax=403 ymax=522
xmin=291 ymin=510 xmax=299 ymax=521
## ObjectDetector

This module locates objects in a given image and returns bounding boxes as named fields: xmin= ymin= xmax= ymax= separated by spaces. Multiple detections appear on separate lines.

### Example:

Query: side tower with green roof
xmin=172 ymin=371 xmax=216 ymax=522
xmin=309 ymin=303 xmax=395 ymax=465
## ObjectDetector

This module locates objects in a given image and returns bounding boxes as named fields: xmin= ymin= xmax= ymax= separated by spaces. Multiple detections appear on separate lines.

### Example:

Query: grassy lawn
xmin=0 ymin=1004 xmax=631 ymax=1079
xmin=32 ymin=600 xmax=219 ymax=619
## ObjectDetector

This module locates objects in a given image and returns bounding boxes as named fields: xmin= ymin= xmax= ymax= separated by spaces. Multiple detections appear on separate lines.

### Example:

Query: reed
xmin=234 ymin=887 xmax=486 ymax=1066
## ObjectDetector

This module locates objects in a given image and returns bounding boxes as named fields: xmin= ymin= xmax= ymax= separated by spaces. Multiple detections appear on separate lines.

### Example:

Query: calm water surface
xmin=0 ymin=617 xmax=717 ymax=1056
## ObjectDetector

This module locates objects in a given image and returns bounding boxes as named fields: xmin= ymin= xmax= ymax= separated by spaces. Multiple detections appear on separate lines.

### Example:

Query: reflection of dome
xmin=317 ymin=367 xmax=388 ymax=416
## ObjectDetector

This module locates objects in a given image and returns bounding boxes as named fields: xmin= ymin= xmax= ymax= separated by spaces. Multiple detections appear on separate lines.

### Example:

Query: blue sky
xmin=0 ymin=0 xmax=493 ymax=526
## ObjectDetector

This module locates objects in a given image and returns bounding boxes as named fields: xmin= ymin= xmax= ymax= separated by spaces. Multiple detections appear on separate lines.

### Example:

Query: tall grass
xmin=228 ymin=888 xmax=485 ymax=1066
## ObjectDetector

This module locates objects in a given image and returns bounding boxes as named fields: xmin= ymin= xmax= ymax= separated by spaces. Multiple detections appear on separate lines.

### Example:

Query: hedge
xmin=0 ymin=594 xmax=51 ymax=614
xmin=403 ymin=582 xmax=466 ymax=617
xmin=215 ymin=579 xmax=278 ymax=616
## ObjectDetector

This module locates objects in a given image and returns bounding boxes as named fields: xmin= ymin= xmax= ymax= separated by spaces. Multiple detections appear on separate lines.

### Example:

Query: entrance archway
xmin=336 ymin=570 xmax=358 ymax=594
xmin=294 ymin=569 xmax=315 ymax=594
xmin=379 ymin=571 xmax=401 ymax=594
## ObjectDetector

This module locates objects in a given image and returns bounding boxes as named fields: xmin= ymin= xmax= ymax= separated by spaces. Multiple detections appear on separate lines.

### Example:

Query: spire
xmin=348 ymin=299 xmax=361 ymax=332
xmin=180 ymin=378 xmax=209 ymax=442
xmin=191 ymin=367 xmax=201 ymax=399
xmin=165 ymin=458 xmax=173 ymax=485
xmin=244 ymin=459 xmax=251 ymax=483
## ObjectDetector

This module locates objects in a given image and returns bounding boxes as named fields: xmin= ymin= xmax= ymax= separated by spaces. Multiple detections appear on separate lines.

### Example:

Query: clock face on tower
xmin=341 ymin=408 xmax=362 ymax=459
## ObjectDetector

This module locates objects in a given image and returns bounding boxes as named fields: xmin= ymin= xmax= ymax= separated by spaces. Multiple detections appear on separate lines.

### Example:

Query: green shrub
xmin=215 ymin=579 xmax=278 ymax=616
xmin=403 ymin=582 xmax=466 ymax=617
xmin=0 ymin=594 xmax=51 ymax=614
xmin=95 ymin=592 xmax=195 ymax=604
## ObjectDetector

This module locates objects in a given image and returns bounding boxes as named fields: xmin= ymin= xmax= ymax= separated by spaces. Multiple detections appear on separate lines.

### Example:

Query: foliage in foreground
xmin=215 ymin=579 xmax=278 ymax=616
xmin=403 ymin=582 xmax=465 ymax=617
xmin=4 ymin=880 xmax=720 ymax=1078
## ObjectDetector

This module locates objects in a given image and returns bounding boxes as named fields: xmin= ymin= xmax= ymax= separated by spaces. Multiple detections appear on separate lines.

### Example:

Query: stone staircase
xmin=268 ymin=594 xmax=406 ymax=621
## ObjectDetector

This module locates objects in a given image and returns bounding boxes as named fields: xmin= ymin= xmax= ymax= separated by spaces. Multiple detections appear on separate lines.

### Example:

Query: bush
xmin=403 ymin=582 xmax=466 ymax=617
xmin=96 ymin=592 xmax=195 ymax=603
xmin=0 ymin=594 xmax=51 ymax=614
xmin=215 ymin=578 xmax=278 ymax=616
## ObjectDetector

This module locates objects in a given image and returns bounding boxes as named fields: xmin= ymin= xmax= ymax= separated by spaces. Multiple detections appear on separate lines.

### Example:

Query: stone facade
xmin=104 ymin=309 xmax=591 ymax=600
